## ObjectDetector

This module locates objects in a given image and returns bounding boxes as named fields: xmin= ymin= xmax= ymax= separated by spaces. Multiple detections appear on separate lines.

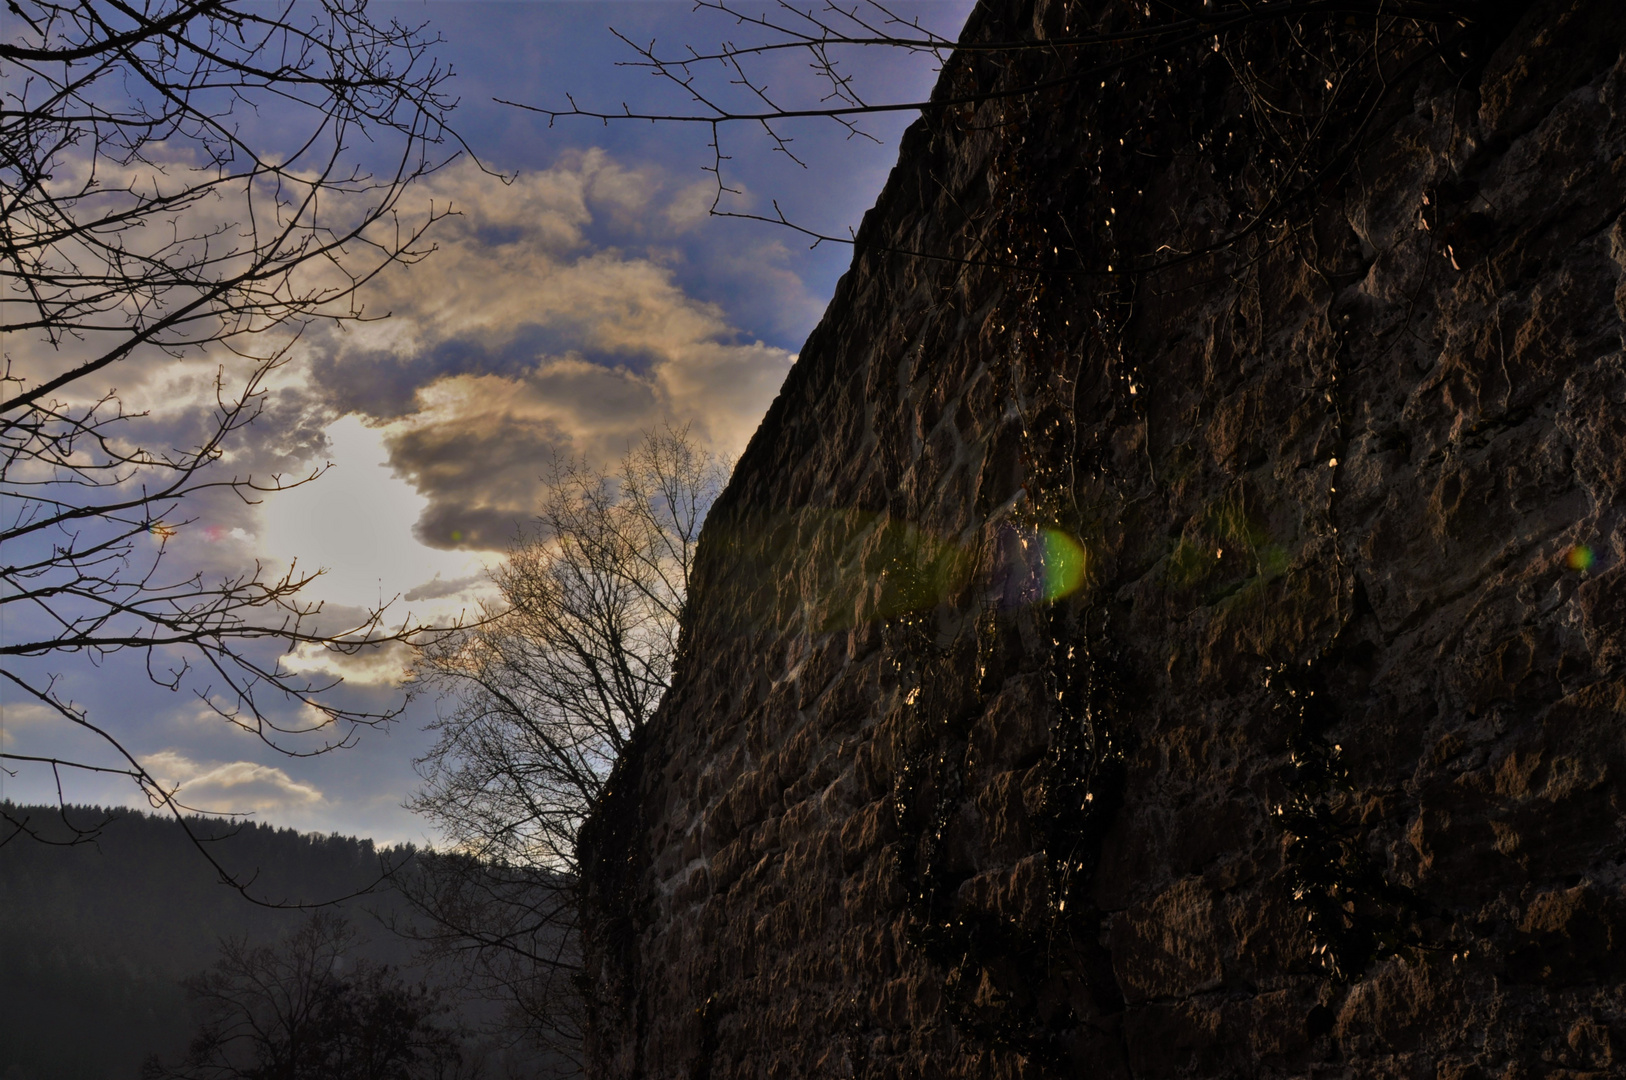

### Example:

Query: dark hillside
xmin=0 ymin=805 xmax=415 ymax=1080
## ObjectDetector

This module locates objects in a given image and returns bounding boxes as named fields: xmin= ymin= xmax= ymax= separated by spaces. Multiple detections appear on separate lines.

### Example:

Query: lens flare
xmin=997 ymin=525 xmax=1090 ymax=609
xmin=1566 ymin=545 xmax=1595 ymax=572
xmin=1039 ymin=528 xmax=1089 ymax=601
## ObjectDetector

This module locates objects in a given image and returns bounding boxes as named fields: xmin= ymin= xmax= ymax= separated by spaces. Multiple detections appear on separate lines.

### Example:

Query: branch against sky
xmin=0 ymin=0 xmax=471 ymax=894
xmin=503 ymin=0 xmax=1476 ymax=262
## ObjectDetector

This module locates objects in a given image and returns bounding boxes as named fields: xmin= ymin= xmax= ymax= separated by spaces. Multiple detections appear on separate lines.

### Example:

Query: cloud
xmin=3 ymin=144 xmax=800 ymax=662
xmin=281 ymin=640 xmax=417 ymax=687
xmin=299 ymin=150 xmax=797 ymax=550
xmin=144 ymin=750 xmax=324 ymax=815
xmin=377 ymin=340 xmax=788 ymax=549
xmin=402 ymin=572 xmax=487 ymax=602
xmin=0 ymin=701 xmax=58 ymax=730
xmin=0 ymin=701 xmax=59 ymax=752
xmin=665 ymin=179 xmax=717 ymax=231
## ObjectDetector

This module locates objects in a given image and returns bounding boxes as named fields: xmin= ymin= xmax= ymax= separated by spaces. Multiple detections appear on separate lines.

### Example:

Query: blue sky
xmin=0 ymin=0 xmax=972 ymax=845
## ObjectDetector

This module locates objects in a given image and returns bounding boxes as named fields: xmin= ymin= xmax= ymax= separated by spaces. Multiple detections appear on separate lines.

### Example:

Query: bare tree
xmin=0 ymin=0 xmax=467 ymax=871
xmin=403 ymin=427 xmax=729 ymax=1069
xmin=143 ymin=911 xmax=472 ymax=1080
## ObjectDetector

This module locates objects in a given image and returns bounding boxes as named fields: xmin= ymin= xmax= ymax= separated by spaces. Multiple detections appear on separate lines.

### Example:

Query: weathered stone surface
xmin=580 ymin=1 xmax=1626 ymax=1076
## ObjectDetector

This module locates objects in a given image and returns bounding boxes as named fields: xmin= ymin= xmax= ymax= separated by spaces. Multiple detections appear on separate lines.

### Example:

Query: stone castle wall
xmin=581 ymin=1 xmax=1626 ymax=1075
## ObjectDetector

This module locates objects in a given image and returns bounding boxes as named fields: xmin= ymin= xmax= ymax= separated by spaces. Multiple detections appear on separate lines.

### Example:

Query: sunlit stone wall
xmin=580 ymin=1 xmax=1626 ymax=1075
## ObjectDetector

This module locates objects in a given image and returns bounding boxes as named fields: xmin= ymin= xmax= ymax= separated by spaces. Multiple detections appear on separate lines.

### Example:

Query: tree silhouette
xmin=142 ymin=912 xmax=470 ymax=1080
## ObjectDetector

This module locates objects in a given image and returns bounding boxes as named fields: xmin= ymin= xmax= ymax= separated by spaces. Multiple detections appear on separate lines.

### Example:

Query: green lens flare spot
xmin=1040 ymin=529 xmax=1089 ymax=601
xmin=1567 ymin=544 xmax=1595 ymax=572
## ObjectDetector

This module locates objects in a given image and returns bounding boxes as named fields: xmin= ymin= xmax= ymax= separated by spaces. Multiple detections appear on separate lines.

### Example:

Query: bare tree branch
xmin=0 ymin=0 xmax=476 ymax=891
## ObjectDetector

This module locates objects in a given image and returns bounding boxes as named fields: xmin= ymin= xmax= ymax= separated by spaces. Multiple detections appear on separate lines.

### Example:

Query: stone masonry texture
xmin=579 ymin=1 xmax=1626 ymax=1076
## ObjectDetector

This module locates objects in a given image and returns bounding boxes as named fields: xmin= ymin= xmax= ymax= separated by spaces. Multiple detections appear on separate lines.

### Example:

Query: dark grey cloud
xmin=402 ymin=573 xmax=486 ymax=602
xmin=306 ymin=323 xmax=667 ymax=423
xmin=385 ymin=408 xmax=571 ymax=550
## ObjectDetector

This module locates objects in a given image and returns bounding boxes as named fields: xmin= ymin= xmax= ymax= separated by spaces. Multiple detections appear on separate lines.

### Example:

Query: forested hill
xmin=0 ymin=804 xmax=418 ymax=1080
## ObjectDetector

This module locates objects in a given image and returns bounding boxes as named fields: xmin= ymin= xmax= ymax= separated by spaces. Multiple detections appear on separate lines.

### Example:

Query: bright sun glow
xmin=257 ymin=415 xmax=489 ymax=615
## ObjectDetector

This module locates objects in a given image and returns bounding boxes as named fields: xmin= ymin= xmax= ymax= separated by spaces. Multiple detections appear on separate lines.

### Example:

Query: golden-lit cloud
xmin=281 ymin=639 xmax=417 ymax=688
xmin=143 ymin=750 xmax=324 ymax=815
xmin=301 ymin=151 xmax=798 ymax=550
xmin=5 ymin=146 xmax=798 ymax=631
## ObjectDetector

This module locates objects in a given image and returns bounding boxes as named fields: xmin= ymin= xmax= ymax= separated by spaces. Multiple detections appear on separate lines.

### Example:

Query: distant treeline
xmin=0 ymin=804 xmax=421 ymax=1080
